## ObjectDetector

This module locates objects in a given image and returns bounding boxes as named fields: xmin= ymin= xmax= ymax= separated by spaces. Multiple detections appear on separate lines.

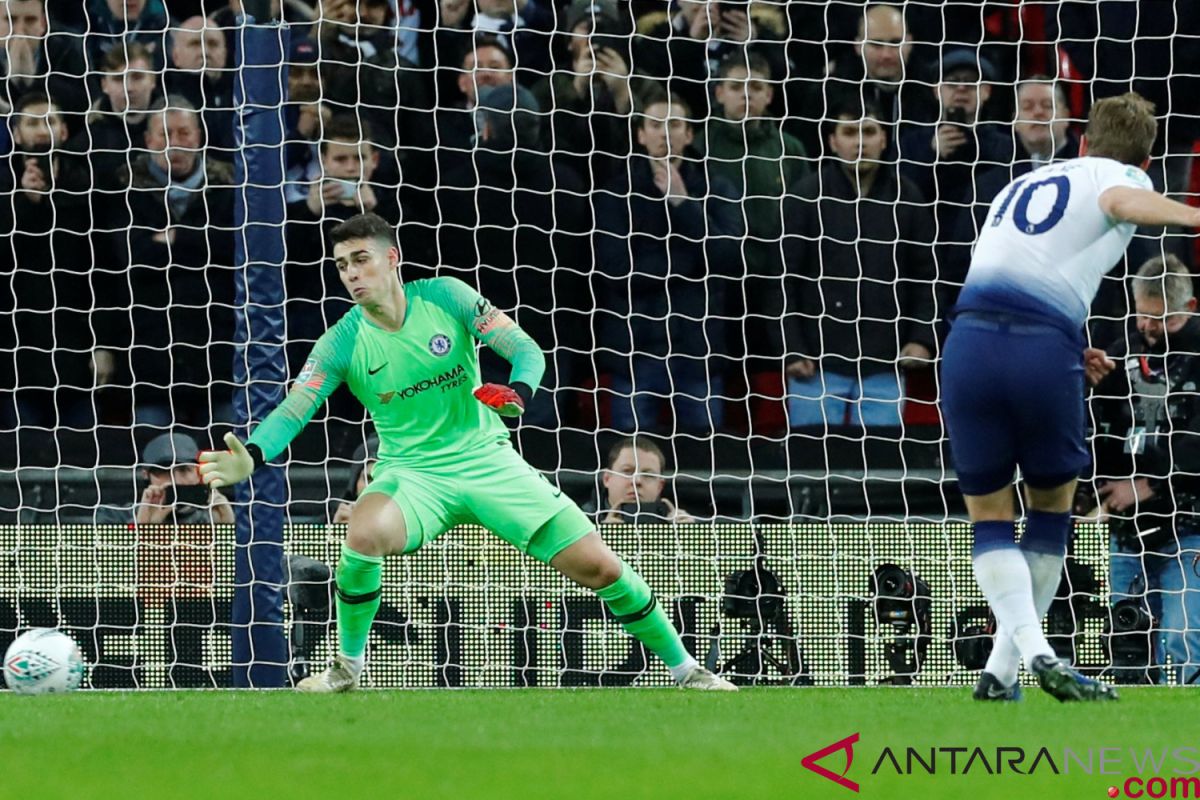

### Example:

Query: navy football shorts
xmin=941 ymin=313 xmax=1089 ymax=496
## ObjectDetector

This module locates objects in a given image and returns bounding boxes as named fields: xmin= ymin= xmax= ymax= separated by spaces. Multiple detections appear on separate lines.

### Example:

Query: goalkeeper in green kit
xmin=200 ymin=213 xmax=735 ymax=692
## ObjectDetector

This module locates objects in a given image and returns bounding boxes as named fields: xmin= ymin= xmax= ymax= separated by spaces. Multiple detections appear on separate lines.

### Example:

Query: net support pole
xmin=230 ymin=6 xmax=289 ymax=688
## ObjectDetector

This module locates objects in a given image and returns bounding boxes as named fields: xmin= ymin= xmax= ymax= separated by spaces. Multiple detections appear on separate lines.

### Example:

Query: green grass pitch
xmin=1 ymin=687 xmax=1192 ymax=800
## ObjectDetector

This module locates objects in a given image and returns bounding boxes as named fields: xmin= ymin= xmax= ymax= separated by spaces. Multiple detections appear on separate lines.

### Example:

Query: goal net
xmin=0 ymin=1 xmax=1194 ymax=688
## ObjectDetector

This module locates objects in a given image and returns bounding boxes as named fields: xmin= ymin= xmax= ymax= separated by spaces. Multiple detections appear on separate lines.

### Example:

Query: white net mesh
xmin=0 ymin=1 xmax=1197 ymax=687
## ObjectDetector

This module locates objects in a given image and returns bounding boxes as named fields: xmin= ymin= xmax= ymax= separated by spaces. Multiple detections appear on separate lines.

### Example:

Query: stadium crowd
xmin=1 ymin=0 xmax=1199 ymax=449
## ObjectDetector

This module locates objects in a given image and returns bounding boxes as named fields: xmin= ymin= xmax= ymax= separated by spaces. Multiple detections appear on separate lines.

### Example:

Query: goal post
xmin=230 ymin=8 xmax=290 ymax=688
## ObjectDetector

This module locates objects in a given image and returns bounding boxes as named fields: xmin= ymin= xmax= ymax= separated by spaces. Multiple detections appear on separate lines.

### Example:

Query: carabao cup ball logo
xmin=429 ymin=334 xmax=452 ymax=356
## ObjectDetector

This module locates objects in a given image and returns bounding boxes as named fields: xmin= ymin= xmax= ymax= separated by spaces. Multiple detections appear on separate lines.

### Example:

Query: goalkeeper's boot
xmin=296 ymin=656 xmax=359 ymax=693
xmin=1031 ymin=655 xmax=1118 ymax=703
xmin=679 ymin=666 xmax=739 ymax=692
xmin=972 ymin=671 xmax=1022 ymax=702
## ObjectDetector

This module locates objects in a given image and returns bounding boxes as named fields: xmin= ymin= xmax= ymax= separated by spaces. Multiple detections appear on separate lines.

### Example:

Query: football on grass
xmin=4 ymin=629 xmax=85 ymax=695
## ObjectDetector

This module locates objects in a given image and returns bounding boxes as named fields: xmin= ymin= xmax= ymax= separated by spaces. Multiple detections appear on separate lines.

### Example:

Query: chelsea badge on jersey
xmin=429 ymin=334 xmax=452 ymax=356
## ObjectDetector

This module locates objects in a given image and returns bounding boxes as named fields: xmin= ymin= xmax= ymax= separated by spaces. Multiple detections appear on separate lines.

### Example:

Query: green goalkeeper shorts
xmin=360 ymin=442 xmax=595 ymax=563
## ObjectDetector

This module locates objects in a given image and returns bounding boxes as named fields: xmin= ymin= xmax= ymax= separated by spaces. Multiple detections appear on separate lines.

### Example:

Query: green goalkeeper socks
xmin=596 ymin=560 xmax=691 ymax=671
xmin=335 ymin=544 xmax=384 ymax=663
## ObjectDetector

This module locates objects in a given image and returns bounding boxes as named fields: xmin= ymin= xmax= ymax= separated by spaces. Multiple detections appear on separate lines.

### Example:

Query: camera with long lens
xmin=722 ymin=567 xmax=784 ymax=621
xmin=708 ymin=532 xmax=809 ymax=686
xmin=870 ymin=564 xmax=932 ymax=684
xmin=1103 ymin=598 xmax=1158 ymax=684
xmin=1043 ymin=559 xmax=1103 ymax=664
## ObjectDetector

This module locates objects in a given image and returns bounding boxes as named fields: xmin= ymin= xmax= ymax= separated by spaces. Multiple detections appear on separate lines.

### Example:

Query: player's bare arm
xmin=1098 ymin=186 xmax=1200 ymax=228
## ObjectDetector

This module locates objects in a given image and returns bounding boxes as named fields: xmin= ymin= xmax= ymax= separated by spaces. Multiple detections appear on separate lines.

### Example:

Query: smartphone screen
xmin=169 ymin=483 xmax=210 ymax=508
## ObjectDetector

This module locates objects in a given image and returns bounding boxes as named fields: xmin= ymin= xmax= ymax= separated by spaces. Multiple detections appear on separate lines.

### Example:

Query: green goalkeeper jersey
xmin=247 ymin=277 xmax=545 ymax=466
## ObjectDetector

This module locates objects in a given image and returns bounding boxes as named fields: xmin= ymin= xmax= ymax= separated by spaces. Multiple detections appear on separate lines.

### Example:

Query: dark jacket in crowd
xmin=594 ymin=156 xmax=744 ymax=366
xmin=531 ymin=72 xmax=632 ymax=191
xmin=1091 ymin=317 xmax=1200 ymax=548
xmin=697 ymin=116 xmax=809 ymax=360
xmin=781 ymin=163 xmax=937 ymax=375
xmin=0 ymin=150 xmax=112 ymax=393
xmin=435 ymin=148 xmax=591 ymax=360
xmin=68 ymin=97 xmax=155 ymax=190
xmin=898 ymin=121 xmax=1015 ymax=235
xmin=105 ymin=153 xmax=236 ymax=398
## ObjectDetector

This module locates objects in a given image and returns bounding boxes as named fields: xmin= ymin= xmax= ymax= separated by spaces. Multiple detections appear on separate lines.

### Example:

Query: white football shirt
xmin=958 ymin=156 xmax=1153 ymax=328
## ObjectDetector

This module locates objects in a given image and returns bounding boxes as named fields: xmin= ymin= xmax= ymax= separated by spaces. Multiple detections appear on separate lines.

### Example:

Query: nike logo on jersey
xmin=368 ymin=363 xmax=388 ymax=375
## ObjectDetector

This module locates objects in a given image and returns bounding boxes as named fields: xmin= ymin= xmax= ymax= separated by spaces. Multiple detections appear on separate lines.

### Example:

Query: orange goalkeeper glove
xmin=473 ymin=383 xmax=530 ymax=418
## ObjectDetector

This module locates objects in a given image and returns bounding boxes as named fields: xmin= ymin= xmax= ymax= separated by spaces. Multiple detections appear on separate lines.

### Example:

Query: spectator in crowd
xmin=781 ymin=100 xmax=936 ymax=429
xmin=531 ymin=0 xmax=634 ymax=189
xmin=286 ymin=35 xmax=320 ymax=99
xmin=70 ymin=42 xmax=159 ymax=189
xmin=278 ymin=37 xmax=346 ymax=204
xmin=283 ymin=80 xmax=331 ymax=204
xmin=594 ymin=88 xmax=743 ymax=434
xmin=315 ymin=0 xmax=432 ymax=155
xmin=287 ymin=114 xmax=402 ymax=239
xmin=84 ymin=0 xmax=170 ymax=72
xmin=899 ymin=48 xmax=1014 ymax=235
xmin=0 ymin=0 xmax=89 ymax=123
xmin=697 ymin=50 xmax=808 ymax=429
xmin=285 ymin=115 xmax=410 ymax=377
xmin=634 ymin=1 xmax=788 ymax=123
xmin=331 ymin=435 xmax=379 ymax=524
xmin=0 ymin=92 xmax=108 ymax=429
xmin=435 ymin=0 xmax=554 ymax=85
xmin=1008 ymin=77 xmax=1079 ymax=167
xmin=1088 ymin=255 xmax=1200 ymax=685
xmin=796 ymin=2 xmax=923 ymax=156
xmin=163 ymin=16 xmax=235 ymax=158
xmin=95 ymin=433 xmax=235 ymax=525
xmin=942 ymin=78 xmax=1080 ymax=301
xmin=435 ymin=34 xmax=514 ymax=161
xmin=434 ymin=82 xmax=589 ymax=426
xmin=584 ymin=436 xmax=695 ymax=524
xmin=962 ymin=78 xmax=1079 ymax=227
xmin=105 ymin=97 xmax=237 ymax=430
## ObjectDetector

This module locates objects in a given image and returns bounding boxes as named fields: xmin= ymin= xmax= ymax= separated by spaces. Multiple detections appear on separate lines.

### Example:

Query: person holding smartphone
xmin=898 ymin=48 xmax=1014 ymax=234
xmin=98 ymin=433 xmax=234 ymax=526
xmin=591 ymin=437 xmax=694 ymax=525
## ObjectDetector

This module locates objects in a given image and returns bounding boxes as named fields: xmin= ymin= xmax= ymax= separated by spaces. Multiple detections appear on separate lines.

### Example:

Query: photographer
xmin=1089 ymin=255 xmax=1200 ymax=684
xmin=96 ymin=433 xmax=234 ymax=525
xmin=588 ymin=437 xmax=694 ymax=524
